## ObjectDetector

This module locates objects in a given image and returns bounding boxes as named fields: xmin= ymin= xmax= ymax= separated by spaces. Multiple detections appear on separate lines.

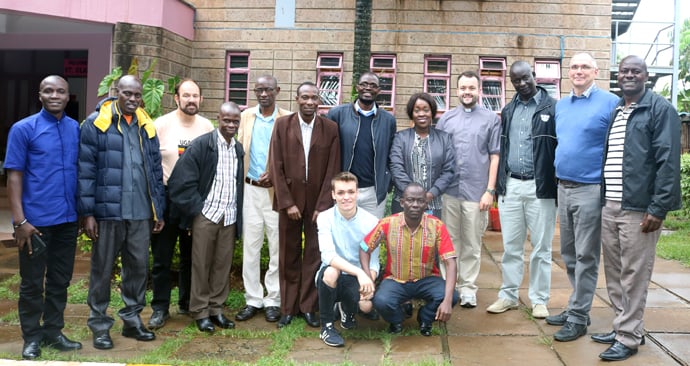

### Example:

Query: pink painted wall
xmin=0 ymin=32 xmax=113 ymax=114
xmin=1 ymin=0 xmax=195 ymax=39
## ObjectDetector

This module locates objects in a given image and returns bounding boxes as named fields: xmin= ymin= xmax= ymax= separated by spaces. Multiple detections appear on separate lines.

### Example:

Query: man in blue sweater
xmin=546 ymin=53 xmax=619 ymax=342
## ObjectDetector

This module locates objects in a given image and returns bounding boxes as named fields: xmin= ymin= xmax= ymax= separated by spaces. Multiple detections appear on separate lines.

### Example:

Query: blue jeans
xmin=373 ymin=276 xmax=458 ymax=324
xmin=497 ymin=177 xmax=556 ymax=305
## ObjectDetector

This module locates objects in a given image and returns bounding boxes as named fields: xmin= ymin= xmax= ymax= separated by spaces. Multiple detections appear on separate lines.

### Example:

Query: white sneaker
xmin=460 ymin=294 xmax=477 ymax=308
xmin=486 ymin=298 xmax=518 ymax=314
xmin=532 ymin=304 xmax=550 ymax=319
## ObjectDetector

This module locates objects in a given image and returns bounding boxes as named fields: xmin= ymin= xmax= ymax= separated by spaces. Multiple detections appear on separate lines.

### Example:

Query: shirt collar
xmin=254 ymin=105 xmax=278 ymax=121
xmin=216 ymin=129 xmax=235 ymax=148
xmin=355 ymin=100 xmax=377 ymax=117
xmin=39 ymin=108 xmax=63 ymax=122
xmin=570 ymin=83 xmax=598 ymax=99
xmin=519 ymin=89 xmax=542 ymax=106
xmin=298 ymin=113 xmax=315 ymax=128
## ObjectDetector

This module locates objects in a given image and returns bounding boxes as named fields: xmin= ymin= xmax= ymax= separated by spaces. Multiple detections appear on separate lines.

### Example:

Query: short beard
xmin=181 ymin=105 xmax=198 ymax=116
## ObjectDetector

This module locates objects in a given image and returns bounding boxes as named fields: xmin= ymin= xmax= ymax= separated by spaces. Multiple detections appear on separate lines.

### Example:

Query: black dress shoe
xmin=599 ymin=341 xmax=638 ymax=361
xmin=265 ymin=306 xmax=281 ymax=322
xmin=591 ymin=330 xmax=616 ymax=344
xmin=545 ymin=311 xmax=591 ymax=326
xmin=22 ymin=341 xmax=41 ymax=359
xmin=122 ymin=325 xmax=156 ymax=341
xmin=303 ymin=312 xmax=320 ymax=327
xmin=553 ymin=321 xmax=587 ymax=342
xmin=235 ymin=305 xmax=260 ymax=321
xmin=417 ymin=311 xmax=433 ymax=336
xmin=93 ymin=331 xmax=113 ymax=350
xmin=388 ymin=323 xmax=403 ymax=334
xmin=591 ymin=331 xmax=645 ymax=345
xmin=43 ymin=333 xmax=82 ymax=351
xmin=148 ymin=309 xmax=170 ymax=330
xmin=277 ymin=314 xmax=293 ymax=328
xmin=210 ymin=313 xmax=235 ymax=329
xmin=196 ymin=318 xmax=215 ymax=333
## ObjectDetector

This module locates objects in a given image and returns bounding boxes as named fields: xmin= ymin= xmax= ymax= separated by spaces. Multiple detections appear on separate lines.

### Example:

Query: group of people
xmin=481 ymin=53 xmax=680 ymax=363
xmin=7 ymin=51 xmax=680 ymax=363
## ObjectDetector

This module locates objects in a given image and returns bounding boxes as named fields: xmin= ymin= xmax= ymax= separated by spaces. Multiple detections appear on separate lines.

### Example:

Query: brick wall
xmin=189 ymin=0 xmax=613 ymax=123
xmin=112 ymin=23 xmax=193 ymax=112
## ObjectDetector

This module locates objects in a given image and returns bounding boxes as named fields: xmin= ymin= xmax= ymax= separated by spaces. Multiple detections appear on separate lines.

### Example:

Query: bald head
xmin=218 ymin=102 xmax=241 ymax=143
xmin=38 ymin=75 xmax=69 ymax=119
xmin=115 ymin=75 xmax=143 ymax=116
xmin=509 ymin=61 xmax=537 ymax=101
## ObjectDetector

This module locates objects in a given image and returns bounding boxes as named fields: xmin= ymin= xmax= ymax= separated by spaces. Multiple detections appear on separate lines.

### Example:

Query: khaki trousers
xmin=190 ymin=214 xmax=236 ymax=319
xmin=601 ymin=200 xmax=660 ymax=349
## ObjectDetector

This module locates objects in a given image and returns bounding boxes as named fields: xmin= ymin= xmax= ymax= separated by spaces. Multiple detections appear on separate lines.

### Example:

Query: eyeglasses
xmin=569 ymin=64 xmax=594 ymax=71
xmin=358 ymin=82 xmax=380 ymax=89
xmin=254 ymin=87 xmax=275 ymax=94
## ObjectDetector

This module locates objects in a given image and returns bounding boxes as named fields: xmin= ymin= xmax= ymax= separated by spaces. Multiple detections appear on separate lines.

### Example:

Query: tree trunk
xmin=352 ymin=0 xmax=373 ymax=97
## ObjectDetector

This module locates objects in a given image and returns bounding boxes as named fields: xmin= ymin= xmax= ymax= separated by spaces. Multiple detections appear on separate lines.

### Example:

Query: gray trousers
xmin=601 ymin=200 xmax=660 ymax=350
xmin=557 ymin=183 xmax=601 ymax=325
xmin=190 ymin=214 xmax=236 ymax=319
xmin=87 ymin=220 xmax=152 ymax=332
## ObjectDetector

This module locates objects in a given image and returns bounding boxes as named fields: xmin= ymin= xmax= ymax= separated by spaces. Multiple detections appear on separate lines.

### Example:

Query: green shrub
xmin=680 ymin=153 xmax=690 ymax=217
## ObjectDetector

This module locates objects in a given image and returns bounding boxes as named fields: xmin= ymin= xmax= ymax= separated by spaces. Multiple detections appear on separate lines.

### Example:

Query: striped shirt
xmin=201 ymin=130 xmax=238 ymax=226
xmin=360 ymin=212 xmax=456 ymax=283
xmin=603 ymin=103 xmax=636 ymax=201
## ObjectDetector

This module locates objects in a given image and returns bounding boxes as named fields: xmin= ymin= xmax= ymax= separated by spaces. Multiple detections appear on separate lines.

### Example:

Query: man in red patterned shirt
xmin=360 ymin=183 xmax=458 ymax=336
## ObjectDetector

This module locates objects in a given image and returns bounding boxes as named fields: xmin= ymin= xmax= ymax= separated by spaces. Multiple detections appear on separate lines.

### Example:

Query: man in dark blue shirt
xmin=5 ymin=75 xmax=82 ymax=360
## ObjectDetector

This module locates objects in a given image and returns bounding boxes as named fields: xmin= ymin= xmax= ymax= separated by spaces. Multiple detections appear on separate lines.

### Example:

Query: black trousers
xmin=150 ymin=191 xmax=192 ymax=312
xmin=19 ymin=222 xmax=78 ymax=342
xmin=316 ymin=266 xmax=360 ymax=325
xmin=87 ymin=220 xmax=151 ymax=332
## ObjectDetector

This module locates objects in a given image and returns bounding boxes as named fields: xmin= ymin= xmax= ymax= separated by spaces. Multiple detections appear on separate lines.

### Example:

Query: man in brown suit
xmin=269 ymin=81 xmax=341 ymax=328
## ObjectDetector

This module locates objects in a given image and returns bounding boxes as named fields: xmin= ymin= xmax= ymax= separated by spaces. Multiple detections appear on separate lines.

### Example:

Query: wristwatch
xmin=485 ymin=189 xmax=496 ymax=195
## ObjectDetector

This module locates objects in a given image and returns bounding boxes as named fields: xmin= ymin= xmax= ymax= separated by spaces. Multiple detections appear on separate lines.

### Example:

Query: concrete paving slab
xmin=447 ymin=335 xmax=560 ymax=365
xmin=644 ymin=308 xmax=690 ymax=332
xmin=173 ymin=335 xmax=270 ymax=364
xmin=553 ymin=333 xmax=677 ymax=365
xmin=672 ymin=288 xmax=690 ymax=302
xmin=447 ymin=305 xmax=540 ymax=336
xmin=646 ymin=288 xmax=690 ymax=308
xmin=387 ymin=336 xmax=444 ymax=364
xmin=288 ymin=337 xmax=386 ymax=365
xmin=650 ymin=333 xmax=690 ymax=364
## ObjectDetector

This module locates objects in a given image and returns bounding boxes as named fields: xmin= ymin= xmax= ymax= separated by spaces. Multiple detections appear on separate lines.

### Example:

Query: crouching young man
xmin=316 ymin=172 xmax=379 ymax=347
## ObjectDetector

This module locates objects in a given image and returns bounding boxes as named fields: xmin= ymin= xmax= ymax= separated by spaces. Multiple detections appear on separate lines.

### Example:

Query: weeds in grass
xmin=0 ymin=274 xmax=20 ymax=301
xmin=0 ymin=309 xmax=19 ymax=324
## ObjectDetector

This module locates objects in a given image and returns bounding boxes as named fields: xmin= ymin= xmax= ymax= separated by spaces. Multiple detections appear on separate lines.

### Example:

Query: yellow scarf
xmin=92 ymin=100 xmax=156 ymax=138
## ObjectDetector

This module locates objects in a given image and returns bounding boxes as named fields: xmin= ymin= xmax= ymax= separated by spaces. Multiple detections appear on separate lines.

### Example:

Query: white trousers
xmin=241 ymin=184 xmax=281 ymax=308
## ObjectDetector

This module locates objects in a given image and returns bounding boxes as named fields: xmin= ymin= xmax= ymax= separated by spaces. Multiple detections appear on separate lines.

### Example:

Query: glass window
xmin=226 ymin=52 xmax=250 ymax=109
xmin=535 ymin=59 xmax=561 ymax=99
xmin=479 ymin=57 xmax=506 ymax=112
xmin=317 ymin=53 xmax=343 ymax=114
xmin=370 ymin=54 xmax=397 ymax=112
xmin=424 ymin=56 xmax=451 ymax=114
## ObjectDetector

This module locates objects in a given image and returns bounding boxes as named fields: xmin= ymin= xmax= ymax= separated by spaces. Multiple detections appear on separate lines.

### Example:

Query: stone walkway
xmin=0 ymin=227 xmax=688 ymax=365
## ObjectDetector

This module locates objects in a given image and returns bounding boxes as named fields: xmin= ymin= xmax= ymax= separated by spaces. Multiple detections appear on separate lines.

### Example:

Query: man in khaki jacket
xmin=235 ymin=75 xmax=292 ymax=323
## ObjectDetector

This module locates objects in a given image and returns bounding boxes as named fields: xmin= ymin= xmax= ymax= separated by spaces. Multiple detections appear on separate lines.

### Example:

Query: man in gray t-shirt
xmin=436 ymin=71 xmax=500 ymax=308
